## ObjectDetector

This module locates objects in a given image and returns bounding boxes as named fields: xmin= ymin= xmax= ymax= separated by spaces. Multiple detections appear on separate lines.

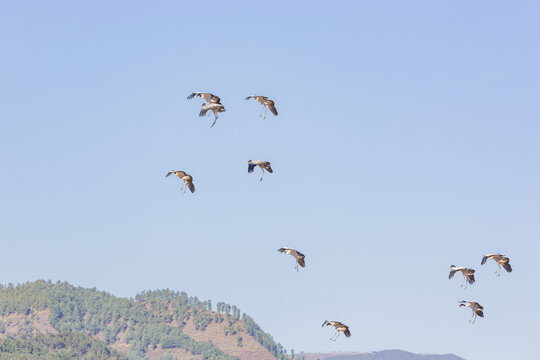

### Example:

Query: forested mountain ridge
xmin=0 ymin=280 xmax=286 ymax=360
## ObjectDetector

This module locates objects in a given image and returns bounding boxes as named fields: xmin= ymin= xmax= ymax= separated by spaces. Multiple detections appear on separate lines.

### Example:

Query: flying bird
xmin=277 ymin=247 xmax=305 ymax=272
xmin=448 ymin=266 xmax=476 ymax=289
xmin=199 ymin=102 xmax=226 ymax=127
xmin=245 ymin=95 xmax=278 ymax=119
xmin=166 ymin=170 xmax=195 ymax=193
xmin=458 ymin=301 xmax=484 ymax=324
xmin=187 ymin=92 xmax=221 ymax=104
xmin=481 ymin=254 xmax=512 ymax=277
xmin=248 ymin=160 xmax=273 ymax=181
xmin=322 ymin=320 xmax=351 ymax=341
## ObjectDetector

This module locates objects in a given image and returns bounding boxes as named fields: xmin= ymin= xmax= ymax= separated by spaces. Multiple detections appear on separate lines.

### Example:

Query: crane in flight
xmin=199 ymin=102 xmax=226 ymax=127
xmin=245 ymin=95 xmax=278 ymax=119
xmin=458 ymin=301 xmax=484 ymax=324
xmin=481 ymin=254 xmax=512 ymax=277
xmin=248 ymin=160 xmax=273 ymax=181
xmin=277 ymin=247 xmax=305 ymax=272
xmin=187 ymin=92 xmax=226 ymax=127
xmin=322 ymin=320 xmax=351 ymax=341
xmin=165 ymin=170 xmax=195 ymax=193
xmin=448 ymin=265 xmax=476 ymax=289
xmin=187 ymin=92 xmax=221 ymax=104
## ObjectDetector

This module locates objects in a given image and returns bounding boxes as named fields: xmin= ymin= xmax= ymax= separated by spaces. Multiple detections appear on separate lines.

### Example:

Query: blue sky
xmin=1 ymin=1 xmax=539 ymax=359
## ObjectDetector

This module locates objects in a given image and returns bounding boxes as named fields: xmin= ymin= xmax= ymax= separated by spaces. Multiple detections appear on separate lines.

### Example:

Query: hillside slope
xmin=297 ymin=350 xmax=465 ymax=360
xmin=0 ymin=281 xmax=286 ymax=360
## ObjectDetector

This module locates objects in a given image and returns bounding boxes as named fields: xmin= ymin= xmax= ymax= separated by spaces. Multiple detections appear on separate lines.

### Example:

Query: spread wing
xmin=297 ymin=254 xmax=305 ymax=268
xmin=186 ymin=179 xmax=196 ymax=193
xmin=448 ymin=269 xmax=458 ymax=280
xmin=466 ymin=269 xmax=475 ymax=284
xmin=207 ymin=93 xmax=221 ymax=103
xmin=264 ymin=162 xmax=273 ymax=173
xmin=475 ymin=308 xmax=484 ymax=317
xmin=266 ymin=100 xmax=278 ymax=116
xmin=502 ymin=262 xmax=512 ymax=273
xmin=175 ymin=171 xmax=187 ymax=178
xmin=481 ymin=255 xmax=492 ymax=265
xmin=199 ymin=105 xmax=210 ymax=117
xmin=166 ymin=171 xmax=175 ymax=177
xmin=343 ymin=328 xmax=351 ymax=338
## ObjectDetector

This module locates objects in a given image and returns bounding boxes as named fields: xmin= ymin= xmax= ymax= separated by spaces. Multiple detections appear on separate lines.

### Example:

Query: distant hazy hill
xmin=0 ymin=280 xmax=286 ymax=360
xmin=298 ymin=350 xmax=465 ymax=360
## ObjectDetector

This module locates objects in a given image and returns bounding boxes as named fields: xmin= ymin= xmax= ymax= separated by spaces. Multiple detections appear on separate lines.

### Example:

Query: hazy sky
xmin=1 ymin=1 xmax=539 ymax=359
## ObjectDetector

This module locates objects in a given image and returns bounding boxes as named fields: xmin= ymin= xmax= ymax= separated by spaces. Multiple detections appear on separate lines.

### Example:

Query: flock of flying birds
xmin=451 ymin=253 xmax=513 ymax=324
xmin=166 ymin=91 xmax=513 ymax=342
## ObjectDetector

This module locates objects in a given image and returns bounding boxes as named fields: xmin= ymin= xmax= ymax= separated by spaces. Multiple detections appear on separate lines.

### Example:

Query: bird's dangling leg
xmin=472 ymin=314 xmax=477 ymax=324
xmin=263 ymin=106 xmax=268 ymax=120
xmin=259 ymin=107 xmax=263 ymax=118
xmin=211 ymin=114 xmax=218 ymax=128
xmin=295 ymin=262 xmax=299 ymax=272
xmin=260 ymin=169 xmax=264 ymax=182
xmin=330 ymin=331 xmax=337 ymax=341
